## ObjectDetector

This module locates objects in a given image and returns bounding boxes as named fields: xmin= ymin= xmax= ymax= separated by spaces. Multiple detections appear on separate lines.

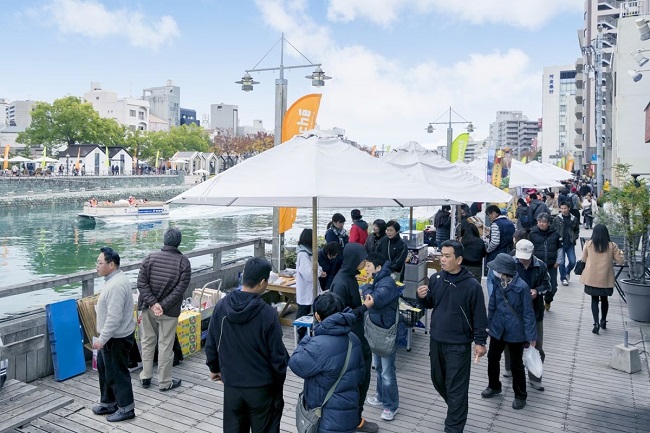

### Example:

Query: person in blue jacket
xmin=481 ymin=253 xmax=538 ymax=410
xmin=362 ymin=253 xmax=401 ymax=422
xmin=289 ymin=292 xmax=365 ymax=433
xmin=318 ymin=242 xmax=340 ymax=291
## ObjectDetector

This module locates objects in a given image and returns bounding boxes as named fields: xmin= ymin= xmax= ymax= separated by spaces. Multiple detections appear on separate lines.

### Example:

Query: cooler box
xmin=406 ymin=246 xmax=428 ymax=265
xmin=176 ymin=310 xmax=201 ymax=357
xmin=46 ymin=299 xmax=86 ymax=381
xmin=401 ymin=230 xmax=424 ymax=248
xmin=401 ymin=278 xmax=426 ymax=300
xmin=404 ymin=262 xmax=427 ymax=282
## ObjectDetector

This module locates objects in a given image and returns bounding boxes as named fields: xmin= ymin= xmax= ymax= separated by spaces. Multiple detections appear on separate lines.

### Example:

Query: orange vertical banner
xmin=76 ymin=148 xmax=81 ymax=170
xmin=279 ymin=94 xmax=322 ymax=234
xmin=3 ymin=145 xmax=9 ymax=170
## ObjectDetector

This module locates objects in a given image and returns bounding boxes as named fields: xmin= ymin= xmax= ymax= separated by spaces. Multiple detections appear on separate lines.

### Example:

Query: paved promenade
xmin=21 ymin=249 xmax=650 ymax=432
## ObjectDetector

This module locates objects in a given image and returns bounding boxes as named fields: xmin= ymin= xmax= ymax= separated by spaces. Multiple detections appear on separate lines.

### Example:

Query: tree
xmin=17 ymin=96 xmax=126 ymax=149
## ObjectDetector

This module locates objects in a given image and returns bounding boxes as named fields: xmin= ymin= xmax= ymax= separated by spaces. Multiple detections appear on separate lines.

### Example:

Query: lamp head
xmin=632 ymin=50 xmax=650 ymax=67
xmin=467 ymin=123 xmax=474 ymax=133
xmin=636 ymin=18 xmax=650 ymax=41
xmin=235 ymin=72 xmax=259 ymax=92
xmin=306 ymin=66 xmax=331 ymax=87
xmin=628 ymin=69 xmax=643 ymax=82
xmin=426 ymin=124 xmax=435 ymax=134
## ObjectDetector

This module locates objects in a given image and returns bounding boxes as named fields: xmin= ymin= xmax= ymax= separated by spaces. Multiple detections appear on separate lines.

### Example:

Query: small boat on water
xmin=78 ymin=199 xmax=170 ymax=221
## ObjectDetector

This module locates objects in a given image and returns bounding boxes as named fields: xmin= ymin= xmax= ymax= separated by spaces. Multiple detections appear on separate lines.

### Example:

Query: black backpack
xmin=519 ymin=205 xmax=536 ymax=230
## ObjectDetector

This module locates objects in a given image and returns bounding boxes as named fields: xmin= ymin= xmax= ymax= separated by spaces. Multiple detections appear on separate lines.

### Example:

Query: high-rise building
xmin=210 ymin=103 xmax=239 ymax=133
xmin=6 ymin=100 xmax=36 ymax=129
xmin=612 ymin=1 xmax=650 ymax=178
xmin=142 ymin=80 xmax=181 ymax=127
xmin=488 ymin=111 xmax=540 ymax=159
xmin=85 ymin=82 xmax=150 ymax=131
xmin=575 ymin=0 xmax=623 ymax=178
xmin=541 ymin=66 xmax=578 ymax=165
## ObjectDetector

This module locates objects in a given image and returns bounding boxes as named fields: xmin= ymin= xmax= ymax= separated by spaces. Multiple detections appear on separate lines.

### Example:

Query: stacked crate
xmin=176 ymin=310 xmax=201 ymax=357
xmin=401 ymin=230 xmax=428 ymax=300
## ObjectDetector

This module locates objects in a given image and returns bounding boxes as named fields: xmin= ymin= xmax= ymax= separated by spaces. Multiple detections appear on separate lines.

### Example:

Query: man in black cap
xmin=137 ymin=227 xmax=191 ymax=391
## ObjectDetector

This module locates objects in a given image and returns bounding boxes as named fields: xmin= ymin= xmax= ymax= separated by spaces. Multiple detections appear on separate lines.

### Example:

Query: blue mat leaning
xmin=46 ymin=299 xmax=86 ymax=381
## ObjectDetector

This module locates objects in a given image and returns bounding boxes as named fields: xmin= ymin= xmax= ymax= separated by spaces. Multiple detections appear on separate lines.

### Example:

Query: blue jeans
xmin=559 ymin=246 xmax=576 ymax=280
xmin=373 ymin=351 xmax=399 ymax=412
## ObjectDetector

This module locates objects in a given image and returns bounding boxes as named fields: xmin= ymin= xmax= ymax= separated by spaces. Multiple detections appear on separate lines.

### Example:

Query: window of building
xmin=138 ymin=111 xmax=145 ymax=120
xmin=129 ymin=109 xmax=136 ymax=117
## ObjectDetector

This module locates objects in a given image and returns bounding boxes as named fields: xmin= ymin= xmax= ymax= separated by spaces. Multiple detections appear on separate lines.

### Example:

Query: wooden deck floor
xmin=16 ymin=275 xmax=650 ymax=433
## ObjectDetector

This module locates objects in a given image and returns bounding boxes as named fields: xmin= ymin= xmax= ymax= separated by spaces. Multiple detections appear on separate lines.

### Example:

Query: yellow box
xmin=176 ymin=310 xmax=201 ymax=357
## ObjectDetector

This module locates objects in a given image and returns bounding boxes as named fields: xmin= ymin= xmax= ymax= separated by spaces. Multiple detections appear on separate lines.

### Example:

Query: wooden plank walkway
xmin=17 ymin=268 xmax=650 ymax=432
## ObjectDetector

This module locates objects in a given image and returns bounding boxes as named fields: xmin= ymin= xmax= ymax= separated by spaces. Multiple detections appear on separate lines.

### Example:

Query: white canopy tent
xmin=7 ymin=156 xmax=32 ymax=163
xmin=382 ymin=143 xmax=512 ymax=204
xmin=526 ymin=161 xmax=573 ymax=182
xmin=509 ymin=160 xmax=563 ymax=188
xmin=169 ymin=130 xmax=460 ymax=297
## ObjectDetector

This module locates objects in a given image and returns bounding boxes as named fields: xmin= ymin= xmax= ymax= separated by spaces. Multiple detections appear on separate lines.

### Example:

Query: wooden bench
xmin=0 ymin=379 xmax=73 ymax=432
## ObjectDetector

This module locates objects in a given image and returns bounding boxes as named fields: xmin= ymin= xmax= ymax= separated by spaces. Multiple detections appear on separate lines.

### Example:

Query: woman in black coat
xmin=460 ymin=224 xmax=486 ymax=283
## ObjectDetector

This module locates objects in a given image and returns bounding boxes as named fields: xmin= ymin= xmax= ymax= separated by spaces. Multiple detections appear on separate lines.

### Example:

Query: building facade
xmin=84 ymin=82 xmax=149 ymax=131
xmin=0 ymin=98 xmax=8 ymax=130
xmin=210 ymin=103 xmax=238 ymax=133
xmin=142 ymin=80 xmax=181 ymax=127
xmin=542 ymin=66 xmax=579 ymax=165
xmin=488 ymin=111 xmax=540 ymax=159
xmin=612 ymin=3 xmax=650 ymax=180
xmin=6 ymin=100 xmax=36 ymax=129
xmin=180 ymin=108 xmax=200 ymax=126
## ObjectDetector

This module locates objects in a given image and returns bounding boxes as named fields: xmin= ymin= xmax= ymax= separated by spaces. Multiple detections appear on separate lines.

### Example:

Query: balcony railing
xmin=620 ymin=0 xmax=650 ymax=17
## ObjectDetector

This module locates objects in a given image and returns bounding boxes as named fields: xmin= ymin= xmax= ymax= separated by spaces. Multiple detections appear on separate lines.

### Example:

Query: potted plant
xmin=605 ymin=164 xmax=650 ymax=322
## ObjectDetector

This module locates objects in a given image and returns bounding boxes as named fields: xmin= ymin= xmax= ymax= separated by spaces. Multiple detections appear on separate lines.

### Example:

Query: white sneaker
xmin=561 ymin=279 xmax=569 ymax=286
xmin=381 ymin=409 xmax=397 ymax=421
xmin=366 ymin=395 xmax=383 ymax=407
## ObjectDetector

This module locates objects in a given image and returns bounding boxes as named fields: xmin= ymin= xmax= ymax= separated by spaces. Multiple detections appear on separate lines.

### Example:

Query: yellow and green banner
xmin=449 ymin=133 xmax=470 ymax=163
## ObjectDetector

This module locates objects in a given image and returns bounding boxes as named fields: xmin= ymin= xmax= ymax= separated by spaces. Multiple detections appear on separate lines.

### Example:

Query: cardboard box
xmin=404 ymin=262 xmax=427 ymax=282
xmin=176 ymin=310 xmax=201 ymax=356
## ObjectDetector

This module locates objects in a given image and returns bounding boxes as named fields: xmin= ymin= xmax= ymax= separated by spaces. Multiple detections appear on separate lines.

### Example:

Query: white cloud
xmin=252 ymin=0 xmax=542 ymax=148
xmin=327 ymin=0 xmax=583 ymax=29
xmin=43 ymin=0 xmax=179 ymax=50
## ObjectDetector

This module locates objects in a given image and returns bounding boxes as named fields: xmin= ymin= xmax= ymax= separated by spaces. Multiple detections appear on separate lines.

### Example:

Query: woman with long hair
xmin=579 ymin=224 xmax=624 ymax=334
xmin=365 ymin=219 xmax=387 ymax=254
xmin=295 ymin=229 xmax=323 ymax=342
xmin=460 ymin=224 xmax=486 ymax=283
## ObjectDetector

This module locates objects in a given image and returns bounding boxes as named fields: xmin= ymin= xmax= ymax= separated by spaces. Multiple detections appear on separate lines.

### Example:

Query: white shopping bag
xmin=523 ymin=346 xmax=543 ymax=378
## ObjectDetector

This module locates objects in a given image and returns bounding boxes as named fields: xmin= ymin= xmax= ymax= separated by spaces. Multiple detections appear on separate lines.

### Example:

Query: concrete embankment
xmin=0 ymin=174 xmax=198 ymax=209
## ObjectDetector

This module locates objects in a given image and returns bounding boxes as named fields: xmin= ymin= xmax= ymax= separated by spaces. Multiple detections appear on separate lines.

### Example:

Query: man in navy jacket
xmin=205 ymin=258 xmax=289 ymax=433
xmin=417 ymin=240 xmax=487 ymax=433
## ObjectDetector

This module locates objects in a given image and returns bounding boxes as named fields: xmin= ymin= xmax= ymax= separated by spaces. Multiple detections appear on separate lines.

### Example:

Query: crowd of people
xmin=88 ymin=182 xmax=622 ymax=432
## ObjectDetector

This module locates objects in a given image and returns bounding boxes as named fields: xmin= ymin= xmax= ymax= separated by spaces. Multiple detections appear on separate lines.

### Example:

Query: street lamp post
xmin=237 ymin=33 xmax=331 ymax=271
xmin=65 ymin=154 xmax=70 ymax=176
xmin=425 ymin=106 xmax=474 ymax=162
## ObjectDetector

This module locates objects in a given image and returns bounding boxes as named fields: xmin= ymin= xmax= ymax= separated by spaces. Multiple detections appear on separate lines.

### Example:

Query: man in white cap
xmin=513 ymin=239 xmax=551 ymax=391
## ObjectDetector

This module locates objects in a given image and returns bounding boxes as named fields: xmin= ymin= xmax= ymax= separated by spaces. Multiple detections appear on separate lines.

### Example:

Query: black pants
xmin=487 ymin=337 xmax=527 ymax=400
xmin=295 ymin=304 xmax=312 ymax=342
xmin=98 ymin=333 xmax=135 ymax=411
xmin=544 ymin=266 xmax=558 ymax=304
xmin=358 ymin=337 xmax=372 ymax=423
xmin=504 ymin=321 xmax=545 ymax=382
xmin=591 ymin=295 xmax=609 ymax=324
xmin=430 ymin=340 xmax=471 ymax=433
xmin=223 ymin=384 xmax=283 ymax=433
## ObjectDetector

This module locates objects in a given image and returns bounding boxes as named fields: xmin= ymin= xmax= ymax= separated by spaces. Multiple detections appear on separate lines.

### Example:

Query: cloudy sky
xmin=1 ymin=0 xmax=584 ymax=148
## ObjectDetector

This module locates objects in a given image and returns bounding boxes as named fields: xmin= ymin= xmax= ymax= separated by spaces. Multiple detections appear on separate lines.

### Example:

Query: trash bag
xmin=523 ymin=346 xmax=543 ymax=378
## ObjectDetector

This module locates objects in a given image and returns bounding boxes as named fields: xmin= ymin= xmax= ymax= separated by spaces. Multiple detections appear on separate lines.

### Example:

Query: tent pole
xmin=312 ymin=197 xmax=319 ymax=301
xmin=409 ymin=207 xmax=414 ymax=235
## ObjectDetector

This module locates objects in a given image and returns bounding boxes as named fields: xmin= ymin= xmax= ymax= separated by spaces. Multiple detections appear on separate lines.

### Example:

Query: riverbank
xmin=0 ymin=184 xmax=192 ymax=209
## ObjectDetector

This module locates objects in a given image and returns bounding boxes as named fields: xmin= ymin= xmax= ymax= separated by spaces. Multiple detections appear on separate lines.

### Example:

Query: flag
xmin=370 ymin=145 xmax=377 ymax=157
xmin=3 ymin=145 xmax=9 ymax=170
xmin=491 ymin=150 xmax=503 ymax=188
xmin=279 ymin=94 xmax=322 ymax=233
xmin=565 ymin=153 xmax=574 ymax=172
xmin=76 ymin=147 xmax=81 ymax=171
xmin=449 ymin=133 xmax=470 ymax=163
xmin=105 ymin=145 xmax=110 ymax=167
xmin=520 ymin=156 xmax=527 ymax=164
xmin=41 ymin=146 xmax=47 ymax=169
xmin=156 ymin=150 xmax=160 ymax=169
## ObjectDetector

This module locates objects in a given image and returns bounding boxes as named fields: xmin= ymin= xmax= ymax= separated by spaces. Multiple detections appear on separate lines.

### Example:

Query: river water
xmin=0 ymin=204 xmax=414 ymax=317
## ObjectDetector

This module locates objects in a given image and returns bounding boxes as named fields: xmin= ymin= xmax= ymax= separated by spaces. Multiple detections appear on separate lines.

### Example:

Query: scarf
xmin=331 ymin=226 xmax=348 ymax=248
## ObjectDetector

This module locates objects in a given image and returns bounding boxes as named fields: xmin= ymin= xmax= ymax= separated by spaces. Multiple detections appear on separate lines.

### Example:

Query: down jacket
xmin=528 ymin=225 xmax=563 ymax=266
xmin=137 ymin=245 xmax=191 ymax=317
xmin=289 ymin=311 xmax=364 ymax=433
xmin=361 ymin=261 xmax=400 ymax=329
xmin=488 ymin=273 xmax=538 ymax=343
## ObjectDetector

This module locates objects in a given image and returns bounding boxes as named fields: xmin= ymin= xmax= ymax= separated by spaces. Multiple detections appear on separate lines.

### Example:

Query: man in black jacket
xmin=330 ymin=243 xmax=378 ymax=433
xmin=528 ymin=213 xmax=563 ymax=311
xmin=137 ymin=227 xmax=191 ymax=391
xmin=417 ymin=240 xmax=488 ymax=433
xmin=512 ymin=240 xmax=551 ymax=391
xmin=205 ymin=258 xmax=289 ymax=433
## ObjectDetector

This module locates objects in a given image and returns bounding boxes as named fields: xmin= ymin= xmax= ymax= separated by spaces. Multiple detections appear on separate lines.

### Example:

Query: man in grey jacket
xmin=137 ymin=227 xmax=191 ymax=391
xmin=92 ymin=246 xmax=136 ymax=422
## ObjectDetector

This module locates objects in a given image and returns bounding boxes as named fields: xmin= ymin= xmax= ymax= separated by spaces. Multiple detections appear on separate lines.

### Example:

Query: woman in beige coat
xmin=580 ymin=224 xmax=624 ymax=334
